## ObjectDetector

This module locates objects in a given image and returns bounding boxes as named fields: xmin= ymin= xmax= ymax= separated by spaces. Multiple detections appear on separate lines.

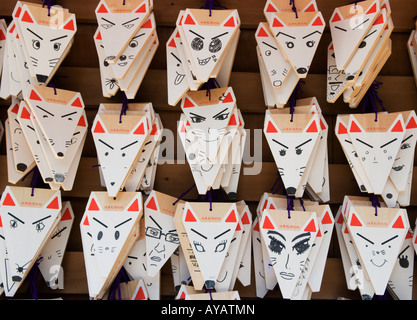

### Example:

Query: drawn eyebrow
xmin=168 ymin=229 xmax=177 ymax=233
xmin=261 ymin=41 xmax=278 ymax=51
xmin=356 ymin=138 xmax=373 ymax=148
xmin=36 ymin=105 xmax=54 ymax=117
xmin=27 ymin=28 xmax=43 ymax=40
xmin=149 ymin=216 xmax=162 ymax=230
xmin=213 ymin=108 xmax=228 ymax=118
xmin=32 ymin=215 xmax=51 ymax=225
xmin=356 ymin=232 xmax=374 ymax=245
xmin=267 ymin=230 xmax=285 ymax=241
xmin=363 ymin=29 xmax=377 ymax=40
xmin=61 ymin=111 xmax=77 ymax=118
xmin=93 ymin=217 xmax=108 ymax=228
xmin=51 ymin=226 xmax=67 ymax=239
xmin=191 ymin=228 xmax=207 ymax=239
xmin=381 ymin=235 xmax=398 ymax=245
xmin=127 ymin=255 xmax=138 ymax=260
xmin=114 ymin=218 xmax=132 ymax=229
xmin=272 ymin=139 xmax=288 ymax=149
xmin=122 ymin=17 xmax=139 ymax=25
xmin=397 ymin=245 xmax=410 ymax=257
xmin=344 ymin=139 xmax=352 ymax=144
xmin=101 ymin=17 xmax=115 ymax=25
xmin=189 ymin=30 xmax=204 ymax=39
xmin=292 ymin=232 xmax=310 ymax=242
xmin=144 ymin=140 xmax=152 ymax=146
xmin=402 ymin=134 xmax=413 ymax=144
xmin=27 ymin=125 xmax=35 ymax=131
xmin=275 ymin=32 xmax=295 ymax=39
xmin=214 ymin=228 xmax=231 ymax=239
xmin=132 ymin=33 xmax=145 ymax=40
xmin=296 ymin=138 xmax=312 ymax=149
xmin=189 ymin=112 xmax=206 ymax=119
xmin=98 ymin=139 xmax=114 ymax=150
xmin=211 ymin=32 xmax=228 ymax=39
xmin=50 ymin=35 xmax=68 ymax=42
xmin=380 ymin=138 xmax=397 ymax=149
xmin=8 ymin=212 xmax=24 ymax=224
xmin=334 ymin=26 xmax=347 ymax=32
xmin=120 ymin=140 xmax=138 ymax=150
xmin=302 ymin=30 xmax=321 ymax=39
xmin=170 ymin=52 xmax=182 ymax=64
xmin=353 ymin=18 xmax=369 ymax=30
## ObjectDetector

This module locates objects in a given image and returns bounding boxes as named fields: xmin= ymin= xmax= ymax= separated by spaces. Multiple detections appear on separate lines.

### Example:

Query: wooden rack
xmin=0 ymin=0 xmax=416 ymax=300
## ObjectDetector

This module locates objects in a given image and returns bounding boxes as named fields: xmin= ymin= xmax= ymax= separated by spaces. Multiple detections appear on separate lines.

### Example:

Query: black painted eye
xmin=105 ymin=152 xmax=109 ymax=156
xmin=129 ymin=39 xmax=138 ymax=48
xmin=279 ymin=149 xmax=286 ymax=156
xmin=285 ymin=41 xmax=294 ymax=49
xmin=32 ymin=39 xmax=40 ymax=50
xmin=191 ymin=37 xmax=204 ymax=51
xmin=97 ymin=231 xmax=103 ymax=240
xmin=122 ymin=153 xmax=126 ymax=157
xmin=268 ymin=236 xmax=284 ymax=254
xmin=53 ymin=43 xmax=61 ymax=51
xmin=296 ymin=148 xmax=302 ymax=155
xmin=359 ymin=41 xmax=366 ymax=48
xmin=306 ymin=40 xmax=315 ymax=48
xmin=209 ymin=38 xmax=222 ymax=53
xmin=114 ymin=230 xmax=120 ymax=240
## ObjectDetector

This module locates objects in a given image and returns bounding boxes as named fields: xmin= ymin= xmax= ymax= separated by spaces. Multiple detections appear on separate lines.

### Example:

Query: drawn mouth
xmin=371 ymin=259 xmax=387 ymax=267
xmin=118 ymin=62 xmax=128 ymax=67
xmin=279 ymin=272 xmax=295 ymax=280
xmin=174 ymin=72 xmax=185 ymax=85
xmin=200 ymin=164 xmax=213 ymax=172
xmin=217 ymin=271 xmax=228 ymax=283
xmin=197 ymin=57 xmax=211 ymax=66
xmin=150 ymin=256 xmax=161 ymax=262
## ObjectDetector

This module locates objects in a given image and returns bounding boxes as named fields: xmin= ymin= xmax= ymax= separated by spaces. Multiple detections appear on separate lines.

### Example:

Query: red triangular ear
xmin=77 ymin=115 xmax=86 ymax=127
xmin=305 ymin=3 xmax=316 ymax=12
xmin=262 ymin=215 xmax=274 ymax=230
xmin=46 ymin=197 xmax=60 ymax=209
xmin=223 ymin=16 xmax=235 ymax=27
xmin=21 ymin=10 xmax=33 ymax=23
xmin=97 ymin=3 xmax=108 ymax=13
xmin=236 ymin=222 xmax=241 ymax=231
xmin=21 ymin=106 xmax=31 ymax=120
xmin=141 ymin=19 xmax=152 ymax=29
xmin=183 ymin=14 xmax=196 ymax=25
xmin=321 ymin=211 xmax=333 ymax=224
xmin=306 ymin=120 xmax=318 ymax=133
xmin=183 ymin=97 xmax=194 ymax=108
xmin=225 ymin=210 xmax=237 ymax=223
xmin=133 ymin=122 xmax=145 ymax=135
xmin=311 ymin=16 xmax=323 ymax=26
xmin=10 ymin=104 xmax=19 ymax=114
xmin=349 ymin=120 xmax=362 ymax=133
xmin=88 ymin=198 xmax=100 ymax=211
xmin=337 ymin=213 xmax=344 ymax=224
xmin=127 ymin=199 xmax=139 ymax=212
xmin=266 ymin=121 xmax=278 ymax=133
xmin=344 ymin=225 xmax=349 ymax=234
xmin=63 ymin=19 xmax=75 ymax=31
xmin=168 ymin=38 xmax=176 ymax=47
xmin=135 ymin=3 xmax=147 ymax=13
xmin=337 ymin=122 xmax=348 ymax=135
xmin=0 ymin=30 xmax=5 ymax=41
xmin=350 ymin=213 xmax=362 ymax=227
xmin=83 ymin=216 xmax=90 ymax=226
xmin=265 ymin=3 xmax=277 ymax=12
xmin=257 ymin=27 xmax=268 ymax=37
xmin=96 ymin=31 xmax=102 ymax=40
xmin=391 ymin=120 xmax=404 ymax=132
xmin=134 ymin=286 xmax=146 ymax=300
xmin=269 ymin=203 xmax=275 ymax=209
xmin=222 ymin=92 xmax=234 ymax=103
xmin=93 ymin=121 xmax=105 ymax=133
xmin=14 ymin=6 xmax=22 ymax=18
xmin=304 ymin=219 xmax=316 ymax=232
xmin=29 ymin=90 xmax=42 ymax=101
xmin=185 ymin=209 xmax=197 ymax=222
xmin=392 ymin=215 xmax=404 ymax=229
xmin=150 ymin=123 xmax=158 ymax=135
xmin=272 ymin=18 xmax=283 ymax=27
xmin=373 ymin=14 xmax=384 ymax=25
xmin=241 ymin=212 xmax=250 ymax=225
xmin=146 ymin=197 xmax=157 ymax=211
xmin=179 ymin=292 xmax=186 ymax=299
xmin=331 ymin=12 xmax=341 ymax=22
xmin=2 ymin=193 xmax=15 ymax=206
xmin=406 ymin=117 xmax=417 ymax=129
xmin=366 ymin=3 xmax=377 ymax=14
xmin=71 ymin=97 xmax=83 ymax=108
xmin=228 ymin=114 xmax=237 ymax=126
xmin=61 ymin=208 xmax=73 ymax=221
xmin=317 ymin=228 xmax=322 ymax=237
xmin=0 ymin=216 xmax=3 ymax=227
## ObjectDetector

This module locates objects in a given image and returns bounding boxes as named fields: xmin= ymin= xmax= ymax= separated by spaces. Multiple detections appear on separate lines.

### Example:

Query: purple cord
xmin=289 ymin=0 xmax=298 ymax=18
xmin=286 ymin=196 xmax=294 ymax=219
xmin=107 ymin=267 xmax=130 ymax=300
xmin=28 ymin=259 xmax=41 ymax=300
xmin=30 ymin=167 xmax=41 ymax=196
xmin=201 ymin=0 xmax=228 ymax=15
xmin=299 ymin=198 xmax=305 ymax=211
xmin=369 ymin=194 xmax=380 ymax=216
xmin=173 ymin=184 xmax=196 ymax=205
xmin=42 ymin=0 xmax=56 ymax=16
xmin=361 ymin=80 xmax=385 ymax=121
xmin=288 ymin=80 xmax=305 ymax=121
xmin=120 ymin=92 xmax=129 ymax=123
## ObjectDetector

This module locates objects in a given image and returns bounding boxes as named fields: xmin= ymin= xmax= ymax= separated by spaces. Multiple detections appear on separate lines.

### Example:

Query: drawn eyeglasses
xmin=145 ymin=226 xmax=180 ymax=244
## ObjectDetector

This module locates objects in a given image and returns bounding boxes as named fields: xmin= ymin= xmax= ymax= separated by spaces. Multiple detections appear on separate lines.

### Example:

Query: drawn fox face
xmin=18 ymin=7 xmax=76 ymax=83
xmin=264 ymin=114 xmax=320 ymax=196
xmin=268 ymin=11 xmax=325 ymax=77
xmin=182 ymin=203 xmax=238 ymax=289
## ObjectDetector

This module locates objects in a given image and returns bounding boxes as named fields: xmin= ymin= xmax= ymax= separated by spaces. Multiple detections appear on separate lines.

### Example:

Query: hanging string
xmin=360 ymin=80 xmax=386 ymax=122
xmin=30 ymin=166 xmax=42 ymax=196
xmin=288 ymin=79 xmax=305 ymax=121
xmin=369 ymin=194 xmax=380 ymax=216
xmin=173 ymin=183 xmax=196 ymax=205
xmin=120 ymin=92 xmax=129 ymax=123
xmin=42 ymin=0 xmax=56 ymax=16
xmin=299 ymin=198 xmax=305 ymax=211
xmin=289 ymin=0 xmax=298 ymax=18
xmin=201 ymin=0 xmax=228 ymax=16
xmin=107 ymin=266 xmax=130 ymax=300
xmin=286 ymin=195 xmax=294 ymax=219
xmin=27 ymin=258 xmax=41 ymax=300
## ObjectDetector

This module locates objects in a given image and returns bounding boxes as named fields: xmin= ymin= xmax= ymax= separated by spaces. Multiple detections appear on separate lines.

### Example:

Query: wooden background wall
xmin=0 ymin=0 xmax=416 ymax=300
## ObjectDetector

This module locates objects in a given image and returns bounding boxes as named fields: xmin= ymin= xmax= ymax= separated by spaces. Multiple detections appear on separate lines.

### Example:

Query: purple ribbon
xmin=120 ymin=92 xmax=129 ymax=123
xmin=47 ymin=82 xmax=57 ymax=95
xmin=173 ymin=184 xmax=196 ymax=205
xmin=289 ymin=0 xmax=298 ymax=18
xmin=299 ymin=198 xmax=305 ymax=211
xmin=369 ymin=194 xmax=380 ymax=216
xmin=201 ymin=0 xmax=228 ymax=16
xmin=361 ymin=80 xmax=386 ymax=121
xmin=42 ymin=0 xmax=56 ymax=16
xmin=107 ymin=266 xmax=130 ymax=300
xmin=28 ymin=259 xmax=41 ymax=300
xmin=30 ymin=166 xmax=42 ymax=196
xmin=286 ymin=196 xmax=294 ymax=219
xmin=288 ymin=80 xmax=305 ymax=122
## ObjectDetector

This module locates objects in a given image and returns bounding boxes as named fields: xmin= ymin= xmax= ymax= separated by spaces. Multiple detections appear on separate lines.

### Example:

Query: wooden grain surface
xmin=0 ymin=0 xmax=416 ymax=300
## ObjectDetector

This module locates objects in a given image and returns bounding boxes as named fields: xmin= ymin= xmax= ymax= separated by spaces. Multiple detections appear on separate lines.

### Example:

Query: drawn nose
xmin=296 ymin=67 xmax=307 ymax=74
xmin=346 ymin=75 xmax=355 ymax=81
xmin=205 ymin=280 xmax=215 ymax=289
xmin=12 ymin=275 xmax=22 ymax=282
xmin=16 ymin=163 xmax=27 ymax=172
xmin=110 ymin=182 xmax=115 ymax=186
xmin=54 ymin=173 xmax=65 ymax=183
xmin=286 ymin=187 xmax=297 ymax=196
xmin=36 ymin=74 xmax=48 ymax=83
xmin=57 ymin=152 xmax=64 ymax=157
